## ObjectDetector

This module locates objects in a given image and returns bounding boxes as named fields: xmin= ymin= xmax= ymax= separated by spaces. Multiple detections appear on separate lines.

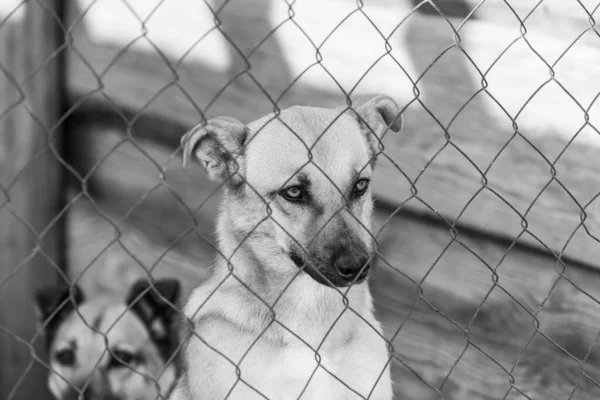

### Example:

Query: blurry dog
xmin=36 ymin=278 xmax=181 ymax=400
xmin=170 ymin=94 xmax=402 ymax=400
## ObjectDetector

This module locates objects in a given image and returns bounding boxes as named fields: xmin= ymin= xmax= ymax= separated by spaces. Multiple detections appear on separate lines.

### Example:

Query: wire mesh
xmin=2 ymin=0 xmax=600 ymax=399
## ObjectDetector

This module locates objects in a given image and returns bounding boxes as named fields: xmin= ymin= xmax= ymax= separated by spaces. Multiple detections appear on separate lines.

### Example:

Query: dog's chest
xmin=234 ymin=335 xmax=390 ymax=400
xmin=185 ymin=279 xmax=391 ymax=399
xmin=235 ymin=308 xmax=390 ymax=399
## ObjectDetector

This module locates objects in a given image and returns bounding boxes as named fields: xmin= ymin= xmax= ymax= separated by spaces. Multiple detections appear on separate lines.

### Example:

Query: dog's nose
xmin=333 ymin=252 xmax=371 ymax=280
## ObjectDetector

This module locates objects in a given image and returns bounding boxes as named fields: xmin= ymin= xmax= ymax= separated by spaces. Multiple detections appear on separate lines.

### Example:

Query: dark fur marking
xmin=126 ymin=279 xmax=181 ymax=364
xmin=91 ymin=310 xmax=104 ymax=332
xmin=35 ymin=284 xmax=84 ymax=351
xmin=296 ymin=173 xmax=310 ymax=189
xmin=311 ymin=200 xmax=325 ymax=217
xmin=290 ymin=216 xmax=372 ymax=288
xmin=289 ymin=251 xmax=305 ymax=269
xmin=43 ymin=308 xmax=76 ymax=351
xmin=341 ymin=329 xmax=356 ymax=347
xmin=288 ymin=248 xmax=337 ymax=288
xmin=223 ymin=125 xmax=250 ymax=195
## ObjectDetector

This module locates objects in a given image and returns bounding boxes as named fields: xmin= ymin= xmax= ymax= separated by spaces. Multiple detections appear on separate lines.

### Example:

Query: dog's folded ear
xmin=34 ymin=283 xmax=84 ymax=347
xmin=348 ymin=94 xmax=403 ymax=160
xmin=126 ymin=278 xmax=181 ymax=361
xmin=181 ymin=116 xmax=248 ymax=185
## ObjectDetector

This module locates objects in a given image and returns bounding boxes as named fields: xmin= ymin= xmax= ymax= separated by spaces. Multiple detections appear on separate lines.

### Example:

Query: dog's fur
xmin=170 ymin=94 xmax=403 ymax=400
xmin=35 ymin=278 xmax=181 ymax=400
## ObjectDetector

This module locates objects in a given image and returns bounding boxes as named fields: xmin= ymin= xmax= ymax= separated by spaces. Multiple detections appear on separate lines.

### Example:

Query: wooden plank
xmin=66 ymin=119 xmax=600 ymax=399
xmin=65 ymin=0 xmax=600 ymax=270
xmin=0 ymin=1 xmax=64 ymax=399
xmin=422 ymin=0 xmax=598 ymax=33
xmin=375 ymin=216 xmax=600 ymax=400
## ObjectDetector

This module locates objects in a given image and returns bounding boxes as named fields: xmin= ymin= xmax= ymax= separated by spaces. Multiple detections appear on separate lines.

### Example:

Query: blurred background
xmin=2 ymin=0 xmax=600 ymax=399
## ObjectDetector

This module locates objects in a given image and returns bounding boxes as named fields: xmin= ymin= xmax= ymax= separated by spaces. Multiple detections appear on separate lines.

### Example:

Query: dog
xmin=35 ymin=278 xmax=181 ymax=400
xmin=170 ymin=94 xmax=403 ymax=400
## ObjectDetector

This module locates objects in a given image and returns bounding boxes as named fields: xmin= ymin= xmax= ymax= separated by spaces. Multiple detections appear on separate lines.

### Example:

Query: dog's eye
xmin=353 ymin=179 xmax=370 ymax=195
xmin=109 ymin=349 xmax=139 ymax=368
xmin=54 ymin=348 xmax=76 ymax=366
xmin=280 ymin=186 xmax=304 ymax=202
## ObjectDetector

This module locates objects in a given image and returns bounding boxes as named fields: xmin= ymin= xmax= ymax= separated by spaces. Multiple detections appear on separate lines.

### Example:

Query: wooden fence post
xmin=0 ymin=1 xmax=64 ymax=399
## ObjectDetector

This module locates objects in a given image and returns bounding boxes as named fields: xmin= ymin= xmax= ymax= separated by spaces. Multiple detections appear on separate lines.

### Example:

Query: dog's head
xmin=182 ymin=94 xmax=402 ymax=288
xmin=35 ymin=278 xmax=181 ymax=400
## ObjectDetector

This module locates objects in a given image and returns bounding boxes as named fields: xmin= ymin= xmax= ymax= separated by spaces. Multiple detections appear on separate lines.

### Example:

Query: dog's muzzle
xmin=63 ymin=384 xmax=119 ymax=400
xmin=289 ymin=247 xmax=372 ymax=287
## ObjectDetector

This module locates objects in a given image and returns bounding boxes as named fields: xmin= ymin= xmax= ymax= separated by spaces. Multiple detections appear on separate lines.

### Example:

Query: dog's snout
xmin=63 ymin=378 xmax=116 ymax=400
xmin=332 ymin=249 xmax=371 ymax=281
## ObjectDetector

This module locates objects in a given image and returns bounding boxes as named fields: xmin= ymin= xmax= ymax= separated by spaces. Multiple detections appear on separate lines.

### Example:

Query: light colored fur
xmin=172 ymin=96 xmax=402 ymax=400
xmin=46 ymin=295 xmax=177 ymax=400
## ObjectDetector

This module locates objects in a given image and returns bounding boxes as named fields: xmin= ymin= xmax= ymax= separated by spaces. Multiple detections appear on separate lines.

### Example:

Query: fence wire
xmin=2 ymin=0 xmax=600 ymax=399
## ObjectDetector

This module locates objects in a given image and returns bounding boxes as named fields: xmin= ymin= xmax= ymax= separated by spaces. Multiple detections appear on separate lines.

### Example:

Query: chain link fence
xmin=2 ymin=0 xmax=600 ymax=399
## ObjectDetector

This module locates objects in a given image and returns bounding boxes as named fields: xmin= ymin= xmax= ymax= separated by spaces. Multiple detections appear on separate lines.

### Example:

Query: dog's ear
xmin=181 ymin=116 xmax=248 ymax=184
xmin=126 ymin=278 xmax=181 ymax=361
xmin=35 ymin=283 xmax=84 ymax=326
xmin=34 ymin=283 xmax=84 ymax=348
xmin=348 ymin=94 xmax=403 ymax=160
xmin=126 ymin=278 xmax=180 ymax=323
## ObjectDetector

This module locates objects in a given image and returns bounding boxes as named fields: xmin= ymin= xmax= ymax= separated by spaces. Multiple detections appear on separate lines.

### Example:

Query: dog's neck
xmin=208 ymin=196 xmax=373 ymax=347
